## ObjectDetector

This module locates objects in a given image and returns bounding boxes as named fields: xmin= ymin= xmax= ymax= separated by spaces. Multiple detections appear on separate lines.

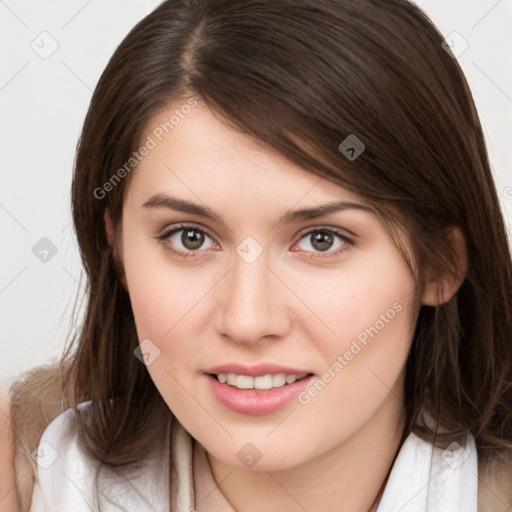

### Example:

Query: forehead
xmin=125 ymin=101 xmax=365 ymax=211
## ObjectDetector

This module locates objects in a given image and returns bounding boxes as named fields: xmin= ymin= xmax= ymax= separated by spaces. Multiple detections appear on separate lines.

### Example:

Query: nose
xmin=215 ymin=247 xmax=291 ymax=345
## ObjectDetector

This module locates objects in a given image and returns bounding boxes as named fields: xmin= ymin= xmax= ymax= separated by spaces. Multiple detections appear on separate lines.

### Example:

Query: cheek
xmin=121 ymin=229 xmax=204 ymax=342
xmin=122 ymin=243 xmax=206 ymax=410
xmin=289 ymin=246 xmax=416 ymax=354
xmin=293 ymin=253 xmax=417 ymax=427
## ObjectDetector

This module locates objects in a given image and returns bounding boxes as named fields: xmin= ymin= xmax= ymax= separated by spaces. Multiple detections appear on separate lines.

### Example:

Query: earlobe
xmin=422 ymin=226 xmax=468 ymax=306
xmin=104 ymin=208 xmax=115 ymax=247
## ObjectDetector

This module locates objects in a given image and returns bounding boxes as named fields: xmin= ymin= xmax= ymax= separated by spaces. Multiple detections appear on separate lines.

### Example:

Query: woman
xmin=4 ymin=0 xmax=512 ymax=510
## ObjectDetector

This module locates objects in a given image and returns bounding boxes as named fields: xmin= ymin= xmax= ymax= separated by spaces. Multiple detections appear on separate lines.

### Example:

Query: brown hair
xmin=14 ymin=0 xmax=512 ymax=504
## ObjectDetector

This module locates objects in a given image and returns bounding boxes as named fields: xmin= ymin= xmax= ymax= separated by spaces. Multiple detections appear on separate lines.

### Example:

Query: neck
xmin=207 ymin=390 xmax=407 ymax=512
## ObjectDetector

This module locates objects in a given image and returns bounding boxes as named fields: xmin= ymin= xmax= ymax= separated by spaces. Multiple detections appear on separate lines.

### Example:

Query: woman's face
xmin=116 ymin=100 xmax=421 ymax=471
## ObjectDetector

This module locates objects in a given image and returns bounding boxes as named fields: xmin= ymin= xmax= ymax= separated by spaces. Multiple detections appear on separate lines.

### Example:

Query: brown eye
xmin=310 ymin=231 xmax=335 ymax=252
xmin=180 ymin=229 xmax=205 ymax=250
xmin=294 ymin=228 xmax=353 ymax=257
xmin=158 ymin=224 xmax=216 ymax=256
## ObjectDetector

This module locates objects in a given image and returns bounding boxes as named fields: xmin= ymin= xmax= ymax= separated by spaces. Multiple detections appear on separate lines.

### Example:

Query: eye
xmin=156 ymin=224 xmax=354 ymax=259
xmin=156 ymin=224 xmax=217 ymax=258
xmin=292 ymin=228 xmax=353 ymax=257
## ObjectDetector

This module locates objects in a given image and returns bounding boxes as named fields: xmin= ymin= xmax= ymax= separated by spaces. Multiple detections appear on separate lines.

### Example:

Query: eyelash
xmin=155 ymin=223 xmax=354 ymax=260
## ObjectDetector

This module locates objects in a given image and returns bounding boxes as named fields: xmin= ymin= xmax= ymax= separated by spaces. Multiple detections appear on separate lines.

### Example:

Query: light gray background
xmin=1 ymin=0 xmax=511 ymax=388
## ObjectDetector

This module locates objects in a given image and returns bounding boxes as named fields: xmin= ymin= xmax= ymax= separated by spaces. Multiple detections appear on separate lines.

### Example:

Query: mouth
xmin=206 ymin=371 xmax=316 ymax=415
xmin=208 ymin=372 xmax=314 ymax=391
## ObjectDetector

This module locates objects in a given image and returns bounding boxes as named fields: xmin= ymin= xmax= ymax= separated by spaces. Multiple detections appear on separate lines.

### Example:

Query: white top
xmin=29 ymin=404 xmax=479 ymax=511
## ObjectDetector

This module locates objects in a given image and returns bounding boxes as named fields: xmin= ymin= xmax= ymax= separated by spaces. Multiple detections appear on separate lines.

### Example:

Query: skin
xmin=105 ymin=99 xmax=466 ymax=512
xmin=0 ymin=391 xmax=20 ymax=512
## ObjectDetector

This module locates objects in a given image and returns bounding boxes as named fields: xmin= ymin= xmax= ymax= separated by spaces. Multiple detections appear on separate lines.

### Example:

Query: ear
xmin=422 ymin=226 xmax=468 ymax=306
xmin=104 ymin=207 xmax=115 ymax=247
xmin=104 ymin=208 xmax=128 ymax=291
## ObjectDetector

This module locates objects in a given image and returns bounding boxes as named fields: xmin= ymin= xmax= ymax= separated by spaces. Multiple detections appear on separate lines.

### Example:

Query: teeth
xmin=272 ymin=374 xmax=286 ymax=388
xmin=236 ymin=375 xmax=254 ymax=389
xmin=216 ymin=372 xmax=305 ymax=390
xmin=256 ymin=375 xmax=273 ymax=389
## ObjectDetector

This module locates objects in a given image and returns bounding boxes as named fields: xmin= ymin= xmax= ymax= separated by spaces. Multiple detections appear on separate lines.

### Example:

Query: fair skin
xmin=105 ymin=100 xmax=465 ymax=512
xmin=0 ymin=391 xmax=21 ymax=512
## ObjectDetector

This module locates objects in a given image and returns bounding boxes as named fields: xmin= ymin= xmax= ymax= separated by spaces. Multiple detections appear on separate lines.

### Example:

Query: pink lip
xmin=204 ymin=365 xmax=315 ymax=415
xmin=206 ymin=374 xmax=314 ymax=415
xmin=205 ymin=363 xmax=311 ymax=378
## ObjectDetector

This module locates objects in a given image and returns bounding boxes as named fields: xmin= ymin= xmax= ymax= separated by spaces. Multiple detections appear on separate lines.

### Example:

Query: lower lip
xmin=206 ymin=374 xmax=315 ymax=415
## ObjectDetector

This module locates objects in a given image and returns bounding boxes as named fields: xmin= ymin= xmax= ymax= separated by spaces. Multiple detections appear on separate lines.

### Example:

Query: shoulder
xmin=8 ymin=362 xmax=71 ymax=512
xmin=8 ymin=362 xmax=174 ymax=512
xmin=30 ymin=403 xmax=173 ymax=512
xmin=478 ymin=449 xmax=512 ymax=512
xmin=29 ymin=404 xmax=100 ymax=512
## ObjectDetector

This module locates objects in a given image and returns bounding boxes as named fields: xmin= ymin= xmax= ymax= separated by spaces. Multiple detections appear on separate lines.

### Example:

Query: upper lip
xmin=205 ymin=363 xmax=313 ymax=378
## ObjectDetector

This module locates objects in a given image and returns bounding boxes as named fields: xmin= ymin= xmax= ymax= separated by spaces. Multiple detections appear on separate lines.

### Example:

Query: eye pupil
xmin=182 ymin=229 xmax=204 ymax=249
xmin=312 ymin=231 xmax=333 ymax=252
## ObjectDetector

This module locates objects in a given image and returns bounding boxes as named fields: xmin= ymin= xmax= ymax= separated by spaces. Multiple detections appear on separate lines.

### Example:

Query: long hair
xmin=29 ymin=0 xmax=512 ymax=496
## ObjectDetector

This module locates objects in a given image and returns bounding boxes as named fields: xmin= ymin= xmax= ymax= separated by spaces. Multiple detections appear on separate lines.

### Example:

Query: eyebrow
xmin=141 ymin=193 xmax=373 ymax=225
